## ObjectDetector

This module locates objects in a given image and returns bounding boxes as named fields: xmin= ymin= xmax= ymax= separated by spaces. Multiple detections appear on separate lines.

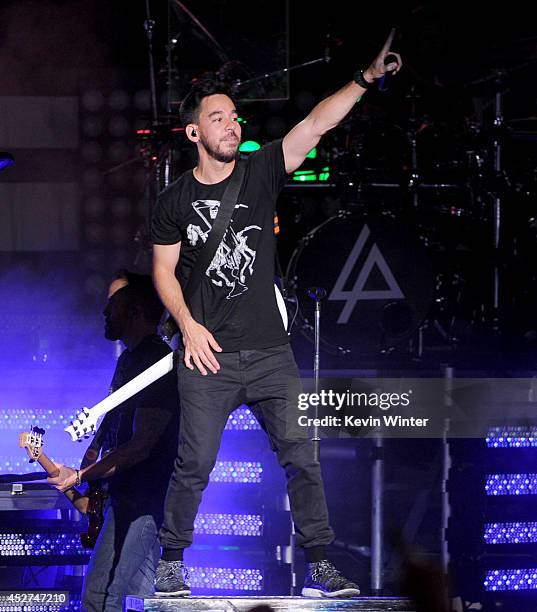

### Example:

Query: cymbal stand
xmin=491 ymin=73 xmax=504 ymax=328
xmin=134 ymin=0 xmax=165 ymax=271
xmin=229 ymin=56 xmax=329 ymax=99
xmin=405 ymin=87 xmax=420 ymax=210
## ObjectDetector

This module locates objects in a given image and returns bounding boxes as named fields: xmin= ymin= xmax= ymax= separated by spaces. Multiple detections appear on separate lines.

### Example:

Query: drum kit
xmin=283 ymin=69 xmax=537 ymax=362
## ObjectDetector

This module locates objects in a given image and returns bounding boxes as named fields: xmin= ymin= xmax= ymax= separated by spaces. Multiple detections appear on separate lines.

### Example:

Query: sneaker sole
xmin=301 ymin=587 xmax=360 ymax=598
xmin=154 ymin=589 xmax=191 ymax=597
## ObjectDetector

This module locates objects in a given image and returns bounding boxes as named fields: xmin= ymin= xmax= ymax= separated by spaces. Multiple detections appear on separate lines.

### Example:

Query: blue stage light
xmin=209 ymin=461 xmax=263 ymax=484
xmin=0 ymin=408 xmax=72 ymax=430
xmin=486 ymin=426 xmax=537 ymax=448
xmin=225 ymin=407 xmax=261 ymax=431
xmin=0 ymin=597 xmax=81 ymax=612
xmin=195 ymin=513 xmax=263 ymax=537
xmin=484 ymin=522 xmax=537 ymax=544
xmin=485 ymin=473 xmax=537 ymax=496
xmin=0 ymin=455 xmax=82 ymax=474
xmin=484 ymin=568 xmax=537 ymax=591
xmin=0 ymin=533 xmax=88 ymax=557
xmin=2 ymin=404 xmax=261 ymax=433
xmin=189 ymin=566 xmax=263 ymax=591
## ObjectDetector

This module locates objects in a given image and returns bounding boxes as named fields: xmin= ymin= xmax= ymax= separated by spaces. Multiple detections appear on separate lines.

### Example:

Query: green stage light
xmin=239 ymin=140 xmax=261 ymax=153
xmin=306 ymin=147 xmax=317 ymax=159
xmin=292 ymin=174 xmax=317 ymax=182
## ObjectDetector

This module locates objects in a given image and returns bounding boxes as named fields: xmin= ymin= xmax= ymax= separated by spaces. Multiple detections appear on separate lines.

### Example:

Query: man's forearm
xmin=153 ymin=266 xmax=193 ymax=332
xmin=80 ymin=440 xmax=148 ymax=482
xmin=307 ymin=80 xmax=367 ymax=137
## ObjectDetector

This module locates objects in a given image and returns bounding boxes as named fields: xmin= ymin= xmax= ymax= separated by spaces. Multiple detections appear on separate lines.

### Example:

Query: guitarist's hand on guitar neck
xmin=47 ymin=462 xmax=80 ymax=493
xmin=20 ymin=428 xmax=104 ymax=549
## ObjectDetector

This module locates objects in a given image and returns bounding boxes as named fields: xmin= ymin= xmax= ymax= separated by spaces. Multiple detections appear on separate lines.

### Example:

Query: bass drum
xmin=286 ymin=211 xmax=434 ymax=357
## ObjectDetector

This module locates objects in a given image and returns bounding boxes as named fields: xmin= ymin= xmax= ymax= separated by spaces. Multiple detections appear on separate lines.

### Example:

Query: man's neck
xmin=194 ymin=156 xmax=236 ymax=185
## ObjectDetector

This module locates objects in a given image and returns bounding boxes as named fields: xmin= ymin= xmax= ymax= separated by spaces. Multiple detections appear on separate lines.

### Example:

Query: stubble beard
xmin=200 ymin=134 xmax=239 ymax=163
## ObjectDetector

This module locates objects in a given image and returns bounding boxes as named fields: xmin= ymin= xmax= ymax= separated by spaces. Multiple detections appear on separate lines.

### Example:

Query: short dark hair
xmin=179 ymin=79 xmax=236 ymax=127
xmin=114 ymin=269 xmax=164 ymax=324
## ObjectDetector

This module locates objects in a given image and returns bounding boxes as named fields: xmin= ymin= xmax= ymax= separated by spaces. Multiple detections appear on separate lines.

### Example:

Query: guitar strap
xmin=182 ymin=159 xmax=246 ymax=304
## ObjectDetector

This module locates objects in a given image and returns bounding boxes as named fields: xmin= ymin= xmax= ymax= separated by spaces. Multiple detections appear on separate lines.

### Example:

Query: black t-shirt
xmin=99 ymin=334 xmax=179 ymax=520
xmin=151 ymin=140 xmax=289 ymax=352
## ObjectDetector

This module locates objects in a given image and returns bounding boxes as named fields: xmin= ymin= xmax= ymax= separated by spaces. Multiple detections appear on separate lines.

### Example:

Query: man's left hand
xmin=364 ymin=28 xmax=402 ymax=82
xmin=47 ymin=463 xmax=78 ymax=492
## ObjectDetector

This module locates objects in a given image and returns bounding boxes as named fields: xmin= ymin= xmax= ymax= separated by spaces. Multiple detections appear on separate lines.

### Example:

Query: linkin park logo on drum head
xmin=286 ymin=211 xmax=433 ymax=358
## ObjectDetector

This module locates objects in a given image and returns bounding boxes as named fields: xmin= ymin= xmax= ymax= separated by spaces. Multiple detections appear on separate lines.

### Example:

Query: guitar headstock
xmin=19 ymin=427 xmax=45 ymax=462
xmin=65 ymin=407 xmax=97 ymax=442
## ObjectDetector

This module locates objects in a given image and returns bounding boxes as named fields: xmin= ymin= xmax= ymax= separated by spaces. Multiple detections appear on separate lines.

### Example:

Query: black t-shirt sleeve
xmin=250 ymin=139 xmax=289 ymax=197
xmin=151 ymin=181 xmax=184 ymax=245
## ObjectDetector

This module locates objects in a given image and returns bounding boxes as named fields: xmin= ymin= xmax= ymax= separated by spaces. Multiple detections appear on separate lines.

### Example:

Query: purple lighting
xmin=0 ymin=533 xmax=88 ymax=557
xmin=486 ymin=426 xmax=537 ymax=448
xmin=0 ymin=455 xmax=82 ymax=474
xmin=209 ymin=461 xmax=263 ymax=484
xmin=484 ymin=522 xmax=537 ymax=544
xmin=189 ymin=566 xmax=263 ymax=591
xmin=1 ymin=408 xmax=72 ymax=430
xmin=485 ymin=474 xmax=537 ymax=496
xmin=484 ymin=569 xmax=537 ymax=591
xmin=225 ymin=407 xmax=261 ymax=431
xmin=195 ymin=513 xmax=263 ymax=537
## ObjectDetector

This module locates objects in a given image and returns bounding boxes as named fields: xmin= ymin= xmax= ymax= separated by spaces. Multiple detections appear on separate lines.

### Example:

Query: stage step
xmin=125 ymin=596 xmax=416 ymax=612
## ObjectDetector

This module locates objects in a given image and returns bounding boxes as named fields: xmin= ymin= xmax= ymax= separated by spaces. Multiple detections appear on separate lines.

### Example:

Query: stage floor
xmin=124 ymin=596 xmax=416 ymax=612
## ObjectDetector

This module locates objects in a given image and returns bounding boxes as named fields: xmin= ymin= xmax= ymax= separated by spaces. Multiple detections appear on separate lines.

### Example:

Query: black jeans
xmin=159 ymin=343 xmax=334 ymax=551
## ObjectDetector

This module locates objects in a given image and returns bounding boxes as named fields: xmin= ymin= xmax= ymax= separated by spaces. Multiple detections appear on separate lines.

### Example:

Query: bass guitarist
xmin=47 ymin=270 xmax=179 ymax=612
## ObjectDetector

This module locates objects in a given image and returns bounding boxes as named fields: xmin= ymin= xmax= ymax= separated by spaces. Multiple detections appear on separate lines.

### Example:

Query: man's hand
xmin=47 ymin=463 xmax=78 ymax=492
xmin=182 ymin=318 xmax=222 ymax=375
xmin=364 ymin=28 xmax=402 ymax=82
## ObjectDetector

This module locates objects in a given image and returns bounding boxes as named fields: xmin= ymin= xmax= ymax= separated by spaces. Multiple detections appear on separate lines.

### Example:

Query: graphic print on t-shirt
xmin=186 ymin=199 xmax=261 ymax=299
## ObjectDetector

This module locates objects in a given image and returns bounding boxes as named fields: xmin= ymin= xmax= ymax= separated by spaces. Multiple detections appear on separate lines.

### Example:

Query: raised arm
xmin=282 ymin=29 xmax=401 ymax=174
xmin=153 ymin=242 xmax=222 ymax=375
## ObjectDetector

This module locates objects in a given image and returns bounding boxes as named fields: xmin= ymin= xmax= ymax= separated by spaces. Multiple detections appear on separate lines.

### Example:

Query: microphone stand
xmin=307 ymin=287 xmax=326 ymax=462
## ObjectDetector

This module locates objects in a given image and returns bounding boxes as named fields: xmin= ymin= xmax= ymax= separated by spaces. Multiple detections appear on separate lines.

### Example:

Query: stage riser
xmin=125 ymin=596 xmax=416 ymax=612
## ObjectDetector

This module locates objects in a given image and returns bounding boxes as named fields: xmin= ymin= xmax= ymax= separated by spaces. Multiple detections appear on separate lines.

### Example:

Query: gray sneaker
xmin=302 ymin=560 xmax=360 ymax=598
xmin=154 ymin=560 xmax=191 ymax=597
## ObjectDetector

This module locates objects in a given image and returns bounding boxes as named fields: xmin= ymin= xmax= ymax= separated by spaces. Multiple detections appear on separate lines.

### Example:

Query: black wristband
xmin=353 ymin=69 xmax=372 ymax=90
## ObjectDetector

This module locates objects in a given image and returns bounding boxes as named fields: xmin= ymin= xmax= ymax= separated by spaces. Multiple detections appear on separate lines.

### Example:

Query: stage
xmin=124 ymin=596 xmax=416 ymax=612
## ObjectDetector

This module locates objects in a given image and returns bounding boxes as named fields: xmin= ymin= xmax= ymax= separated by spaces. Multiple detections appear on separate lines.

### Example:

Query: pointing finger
xmin=381 ymin=28 xmax=396 ymax=54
